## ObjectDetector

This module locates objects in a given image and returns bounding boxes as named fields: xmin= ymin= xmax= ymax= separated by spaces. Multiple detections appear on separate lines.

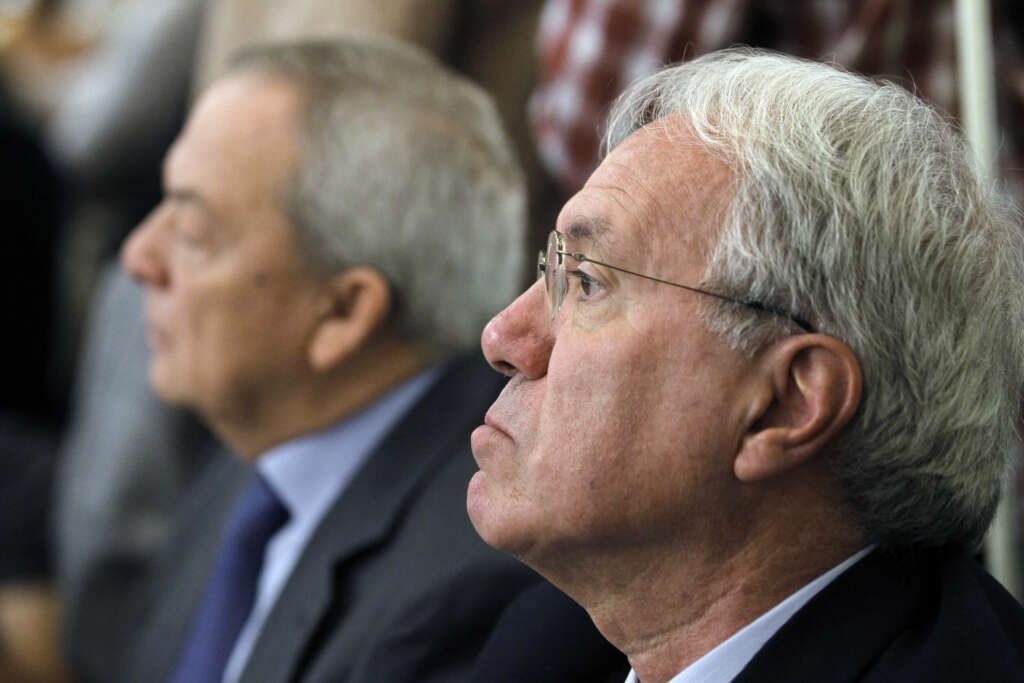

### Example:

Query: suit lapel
xmin=238 ymin=354 xmax=502 ymax=682
xmin=732 ymin=549 xmax=923 ymax=683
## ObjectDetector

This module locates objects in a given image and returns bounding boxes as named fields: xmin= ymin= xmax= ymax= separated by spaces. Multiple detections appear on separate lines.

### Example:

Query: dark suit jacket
xmin=734 ymin=547 xmax=1024 ymax=682
xmin=123 ymin=354 xmax=539 ymax=683
xmin=474 ymin=548 xmax=1024 ymax=683
xmin=471 ymin=580 xmax=630 ymax=683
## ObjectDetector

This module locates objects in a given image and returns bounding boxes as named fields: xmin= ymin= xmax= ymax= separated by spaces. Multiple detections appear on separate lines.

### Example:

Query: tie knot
xmin=229 ymin=474 xmax=290 ymax=551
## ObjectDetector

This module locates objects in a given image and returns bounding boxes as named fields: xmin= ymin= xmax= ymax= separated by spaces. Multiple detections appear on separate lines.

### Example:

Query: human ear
xmin=308 ymin=266 xmax=392 ymax=371
xmin=734 ymin=335 xmax=862 ymax=482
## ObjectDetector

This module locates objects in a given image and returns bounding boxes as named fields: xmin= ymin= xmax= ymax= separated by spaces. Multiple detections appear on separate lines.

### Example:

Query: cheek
xmin=521 ymin=344 xmax=651 ymax=522
xmin=532 ymin=325 xmax=735 ymax=537
xmin=171 ymin=277 xmax=279 ymax=394
xmin=169 ymin=289 xmax=231 ymax=404
xmin=541 ymin=334 xmax=658 ymax=452
xmin=183 ymin=268 xmax=311 ymax=355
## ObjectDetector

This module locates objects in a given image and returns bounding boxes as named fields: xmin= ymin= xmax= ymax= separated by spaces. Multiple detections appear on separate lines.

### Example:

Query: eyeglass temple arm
xmin=567 ymin=251 xmax=815 ymax=334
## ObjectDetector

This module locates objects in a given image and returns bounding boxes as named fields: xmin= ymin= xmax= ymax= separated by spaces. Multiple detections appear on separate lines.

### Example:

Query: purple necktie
xmin=171 ymin=474 xmax=289 ymax=683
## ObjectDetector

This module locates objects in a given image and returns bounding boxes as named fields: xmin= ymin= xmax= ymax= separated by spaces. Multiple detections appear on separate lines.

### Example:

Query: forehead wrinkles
xmin=589 ymin=145 xmax=667 ymax=252
xmin=586 ymin=165 xmax=664 ymax=254
xmin=632 ymin=126 xmax=731 ymax=237
xmin=560 ymin=152 xmax=674 ymax=272
xmin=583 ymin=125 xmax=733 ymax=276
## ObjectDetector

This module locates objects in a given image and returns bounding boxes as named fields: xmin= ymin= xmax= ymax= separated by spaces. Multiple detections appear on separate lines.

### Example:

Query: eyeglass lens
xmin=545 ymin=231 xmax=567 ymax=319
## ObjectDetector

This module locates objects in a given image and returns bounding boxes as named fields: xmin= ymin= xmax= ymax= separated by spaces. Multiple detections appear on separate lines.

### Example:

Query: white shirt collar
xmin=624 ymin=546 xmax=875 ymax=683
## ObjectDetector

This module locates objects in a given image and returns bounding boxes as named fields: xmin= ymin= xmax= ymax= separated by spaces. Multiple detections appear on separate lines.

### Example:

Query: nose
xmin=481 ymin=279 xmax=554 ymax=379
xmin=120 ymin=205 xmax=169 ymax=288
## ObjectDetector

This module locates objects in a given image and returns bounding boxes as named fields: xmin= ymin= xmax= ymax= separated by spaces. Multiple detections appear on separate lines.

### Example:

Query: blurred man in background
xmin=107 ymin=36 xmax=537 ymax=683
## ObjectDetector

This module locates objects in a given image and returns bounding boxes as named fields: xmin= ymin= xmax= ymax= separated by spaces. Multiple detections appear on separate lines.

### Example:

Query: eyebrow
xmin=165 ymin=188 xmax=218 ymax=219
xmin=565 ymin=216 xmax=610 ymax=244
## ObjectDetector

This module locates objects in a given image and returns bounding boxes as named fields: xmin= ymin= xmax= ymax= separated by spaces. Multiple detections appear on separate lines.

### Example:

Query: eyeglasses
xmin=537 ymin=230 xmax=815 ymax=332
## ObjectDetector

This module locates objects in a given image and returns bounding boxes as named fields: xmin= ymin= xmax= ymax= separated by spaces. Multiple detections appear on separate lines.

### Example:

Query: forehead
xmin=558 ymin=119 xmax=732 ymax=274
xmin=164 ymin=74 xmax=303 ymax=217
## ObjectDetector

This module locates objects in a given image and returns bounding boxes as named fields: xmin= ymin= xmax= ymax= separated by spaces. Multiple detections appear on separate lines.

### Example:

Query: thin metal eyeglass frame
xmin=538 ymin=230 xmax=815 ymax=333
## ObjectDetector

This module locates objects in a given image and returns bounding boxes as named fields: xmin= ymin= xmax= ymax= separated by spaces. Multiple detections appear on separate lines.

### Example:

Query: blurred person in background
xmin=45 ymin=2 xmax=572 ymax=680
xmin=108 ymin=36 xmax=537 ymax=683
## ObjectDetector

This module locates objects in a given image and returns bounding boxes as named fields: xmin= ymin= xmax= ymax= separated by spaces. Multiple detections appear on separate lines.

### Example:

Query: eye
xmin=568 ymin=269 xmax=605 ymax=299
xmin=174 ymin=211 xmax=213 ymax=251
xmin=177 ymin=227 xmax=203 ymax=248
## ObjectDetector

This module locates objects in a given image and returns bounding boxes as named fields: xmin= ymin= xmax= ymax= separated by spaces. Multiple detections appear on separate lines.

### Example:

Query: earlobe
xmin=308 ymin=267 xmax=392 ymax=371
xmin=734 ymin=336 xmax=862 ymax=483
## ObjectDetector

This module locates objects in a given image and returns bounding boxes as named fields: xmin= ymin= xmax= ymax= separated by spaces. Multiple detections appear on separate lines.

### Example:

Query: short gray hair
xmin=229 ymin=37 xmax=526 ymax=356
xmin=605 ymin=48 xmax=1024 ymax=550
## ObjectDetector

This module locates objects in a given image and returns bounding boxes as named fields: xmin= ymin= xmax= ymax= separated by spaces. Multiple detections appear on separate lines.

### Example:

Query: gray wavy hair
xmin=228 ymin=37 xmax=526 ymax=356
xmin=605 ymin=48 xmax=1024 ymax=550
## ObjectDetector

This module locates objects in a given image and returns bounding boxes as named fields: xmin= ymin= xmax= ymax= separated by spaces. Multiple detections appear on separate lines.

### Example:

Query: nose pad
xmin=481 ymin=280 xmax=554 ymax=379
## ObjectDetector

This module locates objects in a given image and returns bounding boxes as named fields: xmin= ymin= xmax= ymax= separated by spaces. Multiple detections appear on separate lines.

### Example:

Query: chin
xmin=466 ymin=470 xmax=495 ymax=541
xmin=466 ymin=471 xmax=538 ymax=560
xmin=148 ymin=362 xmax=190 ymax=407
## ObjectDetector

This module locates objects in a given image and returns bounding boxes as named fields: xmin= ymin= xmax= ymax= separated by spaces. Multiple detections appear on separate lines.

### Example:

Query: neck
xmin=211 ymin=334 xmax=433 ymax=459
xmin=538 ymin=481 xmax=862 ymax=683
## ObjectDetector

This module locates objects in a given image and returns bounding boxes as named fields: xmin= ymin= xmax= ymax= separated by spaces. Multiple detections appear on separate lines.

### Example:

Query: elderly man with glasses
xmin=467 ymin=48 xmax=1024 ymax=683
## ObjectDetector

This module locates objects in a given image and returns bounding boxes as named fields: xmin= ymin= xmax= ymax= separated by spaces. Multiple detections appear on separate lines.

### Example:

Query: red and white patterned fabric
xmin=530 ymin=0 xmax=1024 ymax=195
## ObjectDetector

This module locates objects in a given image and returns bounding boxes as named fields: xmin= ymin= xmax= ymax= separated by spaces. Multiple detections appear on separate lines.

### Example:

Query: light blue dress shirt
xmin=624 ymin=546 xmax=874 ymax=683
xmin=221 ymin=364 xmax=444 ymax=683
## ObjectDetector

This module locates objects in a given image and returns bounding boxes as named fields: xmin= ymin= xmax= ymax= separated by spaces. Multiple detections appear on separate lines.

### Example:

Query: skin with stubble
xmin=468 ymin=121 xmax=863 ymax=683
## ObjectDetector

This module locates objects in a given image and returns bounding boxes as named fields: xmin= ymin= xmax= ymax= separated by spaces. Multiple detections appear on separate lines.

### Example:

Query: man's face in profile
xmin=468 ymin=123 xmax=761 ymax=568
xmin=120 ymin=75 xmax=326 ymax=423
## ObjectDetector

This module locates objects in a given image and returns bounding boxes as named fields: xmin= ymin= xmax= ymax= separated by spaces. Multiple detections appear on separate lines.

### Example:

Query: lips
xmin=470 ymin=406 xmax=514 ymax=467
xmin=483 ymin=409 xmax=510 ymax=438
xmin=480 ymin=375 xmax=536 ymax=444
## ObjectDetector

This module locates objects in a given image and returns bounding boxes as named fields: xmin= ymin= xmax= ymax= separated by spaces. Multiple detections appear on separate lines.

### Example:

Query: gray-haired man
xmin=115 ymin=37 xmax=536 ymax=683
xmin=469 ymin=48 xmax=1024 ymax=683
